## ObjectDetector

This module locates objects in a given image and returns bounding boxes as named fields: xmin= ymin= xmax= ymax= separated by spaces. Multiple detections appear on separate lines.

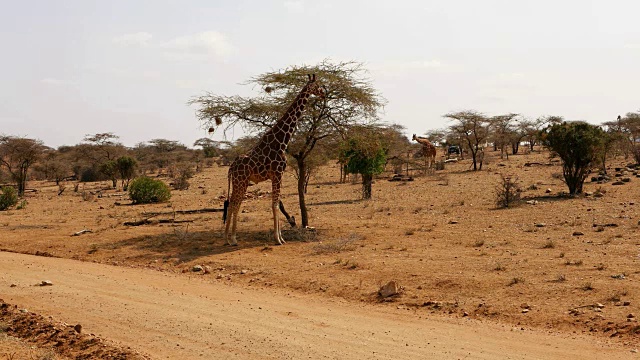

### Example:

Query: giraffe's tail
xmin=222 ymin=171 xmax=231 ymax=224
xmin=222 ymin=200 xmax=229 ymax=224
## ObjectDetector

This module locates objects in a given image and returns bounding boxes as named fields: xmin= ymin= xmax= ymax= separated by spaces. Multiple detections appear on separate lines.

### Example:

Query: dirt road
xmin=0 ymin=251 xmax=634 ymax=359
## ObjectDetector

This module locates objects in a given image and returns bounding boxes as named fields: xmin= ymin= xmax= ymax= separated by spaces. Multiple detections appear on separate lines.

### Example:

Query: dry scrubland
xmin=1 ymin=148 xmax=640 ymax=351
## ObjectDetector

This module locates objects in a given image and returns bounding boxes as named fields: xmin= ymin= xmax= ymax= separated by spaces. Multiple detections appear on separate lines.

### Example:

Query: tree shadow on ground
xmin=307 ymin=199 xmax=362 ymax=206
xmin=521 ymin=193 xmax=578 ymax=202
xmin=100 ymin=228 xmax=304 ymax=263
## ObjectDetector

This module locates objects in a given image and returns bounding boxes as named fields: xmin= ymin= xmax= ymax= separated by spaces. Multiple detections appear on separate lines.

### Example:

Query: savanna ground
xmin=1 ymin=148 xmax=640 ymax=357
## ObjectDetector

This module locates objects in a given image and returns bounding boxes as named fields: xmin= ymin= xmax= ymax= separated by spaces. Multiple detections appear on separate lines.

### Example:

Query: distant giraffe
xmin=222 ymin=74 xmax=325 ymax=246
xmin=412 ymin=134 xmax=437 ymax=172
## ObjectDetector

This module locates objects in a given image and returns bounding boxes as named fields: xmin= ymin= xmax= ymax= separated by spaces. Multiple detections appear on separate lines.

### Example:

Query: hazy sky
xmin=1 ymin=0 xmax=639 ymax=148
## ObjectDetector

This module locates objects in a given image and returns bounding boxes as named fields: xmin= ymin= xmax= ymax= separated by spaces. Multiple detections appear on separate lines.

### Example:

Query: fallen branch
xmin=71 ymin=229 xmax=93 ymax=237
xmin=279 ymin=200 xmax=297 ymax=228
xmin=142 ymin=208 xmax=223 ymax=217
xmin=124 ymin=219 xmax=194 ymax=226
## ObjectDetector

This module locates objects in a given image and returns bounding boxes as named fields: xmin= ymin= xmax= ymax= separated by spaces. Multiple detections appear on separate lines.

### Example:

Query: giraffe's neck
xmin=260 ymin=85 xmax=313 ymax=151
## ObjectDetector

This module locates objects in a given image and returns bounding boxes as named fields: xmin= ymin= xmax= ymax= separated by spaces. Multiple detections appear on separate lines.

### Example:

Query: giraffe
xmin=412 ymin=134 xmax=437 ymax=172
xmin=222 ymin=74 xmax=325 ymax=246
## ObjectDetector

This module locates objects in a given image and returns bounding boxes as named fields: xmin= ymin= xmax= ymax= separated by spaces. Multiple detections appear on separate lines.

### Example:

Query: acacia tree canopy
xmin=189 ymin=60 xmax=386 ymax=227
xmin=0 ymin=136 xmax=47 ymax=196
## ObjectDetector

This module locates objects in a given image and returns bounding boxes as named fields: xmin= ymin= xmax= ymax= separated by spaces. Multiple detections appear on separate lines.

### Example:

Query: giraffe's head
xmin=412 ymin=134 xmax=417 ymax=141
xmin=304 ymin=74 xmax=325 ymax=99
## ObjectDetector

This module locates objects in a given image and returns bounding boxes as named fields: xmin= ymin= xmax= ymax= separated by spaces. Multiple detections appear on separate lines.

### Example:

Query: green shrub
xmin=0 ymin=186 xmax=19 ymax=210
xmin=128 ymin=177 xmax=171 ymax=204
xmin=540 ymin=121 xmax=604 ymax=194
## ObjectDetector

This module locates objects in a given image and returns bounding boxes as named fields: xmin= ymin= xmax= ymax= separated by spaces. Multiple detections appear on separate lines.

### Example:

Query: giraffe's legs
xmin=271 ymin=177 xmax=285 ymax=245
xmin=225 ymin=182 xmax=247 ymax=246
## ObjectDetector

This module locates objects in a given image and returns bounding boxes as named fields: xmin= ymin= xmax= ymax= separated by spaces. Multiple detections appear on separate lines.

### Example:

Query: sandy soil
xmin=0 ymin=333 xmax=69 ymax=360
xmin=1 ymin=251 xmax=635 ymax=359
xmin=1 ymin=149 xmax=640 ymax=358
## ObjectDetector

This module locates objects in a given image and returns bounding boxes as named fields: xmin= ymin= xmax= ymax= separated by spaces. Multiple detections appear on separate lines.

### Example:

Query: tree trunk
xmin=16 ymin=167 xmax=27 ymax=197
xmin=511 ymin=142 xmax=519 ymax=155
xmin=470 ymin=149 xmax=478 ymax=171
xmin=296 ymin=157 xmax=309 ymax=227
xmin=362 ymin=174 xmax=372 ymax=199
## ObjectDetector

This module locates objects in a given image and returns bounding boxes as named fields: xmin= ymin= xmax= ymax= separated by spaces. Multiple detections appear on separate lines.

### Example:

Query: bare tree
xmin=445 ymin=111 xmax=489 ymax=171
xmin=0 ymin=136 xmax=47 ymax=196
xmin=488 ymin=113 xmax=519 ymax=159
xmin=190 ymin=60 xmax=386 ymax=227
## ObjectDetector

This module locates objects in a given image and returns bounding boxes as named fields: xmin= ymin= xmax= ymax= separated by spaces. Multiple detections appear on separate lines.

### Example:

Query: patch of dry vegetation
xmin=2 ymin=148 xmax=640 ymax=345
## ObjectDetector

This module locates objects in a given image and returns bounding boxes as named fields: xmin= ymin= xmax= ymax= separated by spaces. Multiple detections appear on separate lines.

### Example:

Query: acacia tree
xmin=193 ymin=138 xmax=221 ymax=158
xmin=541 ymin=121 xmax=604 ymax=194
xmin=76 ymin=132 xmax=126 ymax=182
xmin=116 ymin=156 xmax=137 ymax=190
xmin=602 ymin=112 xmax=640 ymax=161
xmin=488 ymin=113 xmax=519 ymax=159
xmin=339 ymin=126 xmax=387 ymax=199
xmin=445 ymin=111 xmax=489 ymax=170
xmin=35 ymin=149 xmax=71 ymax=185
xmin=189 ymin=60 xmax=385 ymax=227
xmin=0 ymin=136 xmax=47 ymax=196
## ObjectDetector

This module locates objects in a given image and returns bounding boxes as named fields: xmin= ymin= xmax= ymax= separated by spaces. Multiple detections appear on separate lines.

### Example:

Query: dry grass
xmin=2 ymin=149 xmax=640 ymax=345
xmin=0 ymin=334 xmax=68 ymax=360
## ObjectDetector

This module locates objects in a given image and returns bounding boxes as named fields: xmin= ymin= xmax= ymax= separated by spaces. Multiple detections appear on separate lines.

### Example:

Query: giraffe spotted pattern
xmin=223 ymin=74 xmax=325 ymax=245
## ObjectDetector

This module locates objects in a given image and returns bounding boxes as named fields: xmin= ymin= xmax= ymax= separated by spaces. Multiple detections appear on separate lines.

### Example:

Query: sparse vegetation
xmin=493 ymin=263 xmax=506 ymax=271
xmin=581 ymin=282 xmax=594 ymax=291
xmin=540 ymin=121 xmax=605 ymax=194
xmin=495 ymin=174 xmax=521 ymax=208
xmin=0 ymin=186 xmax=18 ymax=210
xmin=128 ymin=177 xmax=172 ymax=204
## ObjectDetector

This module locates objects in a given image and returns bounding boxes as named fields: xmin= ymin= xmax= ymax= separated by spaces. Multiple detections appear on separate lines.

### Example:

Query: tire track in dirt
xmin=0 ymin=251 xmax=634 ymax=359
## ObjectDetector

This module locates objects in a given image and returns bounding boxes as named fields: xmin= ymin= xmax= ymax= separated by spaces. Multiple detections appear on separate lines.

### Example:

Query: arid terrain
xmin=1 ymin=149 xmax=640 ymax=358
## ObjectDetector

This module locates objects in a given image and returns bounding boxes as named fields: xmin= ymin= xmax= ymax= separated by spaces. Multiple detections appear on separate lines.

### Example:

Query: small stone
xmin=216 ymin=274 xmax=224 ymax=279
xmin=378 ymin=281 xmax=400 ymax=298
xmin=448 ymin=220 xmax=458 ymax=224
xmin=596 ymin=303 xmax=605 ymax=308
xmin=628 ymin=313 xmax=635 ymax=318
xmin=40 ymin=280 xmax=53 ymax=286
xmin=192 ymin=265 xmax=203 ymax=272
xmin=611 ymin=274 xmax=625 ymax=280
xmin=74 ymin=324 xmax=82 ymax=333
xmin=10 ymin=284 xmax=16 ymax=287
xmin=535 ymin=223 xmax=546 ymax=227
xmin=203 ymin=266 xmax=211 ymax=274
xmin=622 ymin=177 xmax=631 ymax=183
xmin=612 ymin=181 xmax=625 ymax=186
xmin=584 ymin=192 xmax=593 ymax=196
xmin=525 ymin=200 xmax=538 ymax=205
xmin=240 ymin=269 xmax=248 ymax=275
xmin=631 ymin=349 xmax=638 ymax=353
xmin=522 ymin=309 xmax=530 ymax=313
xmin=462 ymin=311 xmax=469 ymax=317
xmin=19 ymin=309 xmax=28 ymax=313
xmin=545 ymin=188 xmax=552 ymax=193
xmin=624 ymin=301 xmax=631 ymax=306
xmin=572 ymin=231 xmax=584 ymax=236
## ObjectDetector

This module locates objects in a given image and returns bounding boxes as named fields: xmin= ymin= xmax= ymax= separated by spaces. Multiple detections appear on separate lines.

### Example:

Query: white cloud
xmin=160 ymin=31 xmax=235 ymax=60
xmin=370 ymin=59 xmax=448 ymax=75
xmin=624 ymin=43 xmax=640 ymax=49
xmin=498 ymin=72 xmax=525 ymax=80
xmin=175 ymin=79 xmax=198 ymax=89
xmin=112 ymin=32 xmax=153 ymax=47
xmin=283 ymin=0 xmax=304 ymax=13
xmin=41 ymin=77 xmax=71 ymax=86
